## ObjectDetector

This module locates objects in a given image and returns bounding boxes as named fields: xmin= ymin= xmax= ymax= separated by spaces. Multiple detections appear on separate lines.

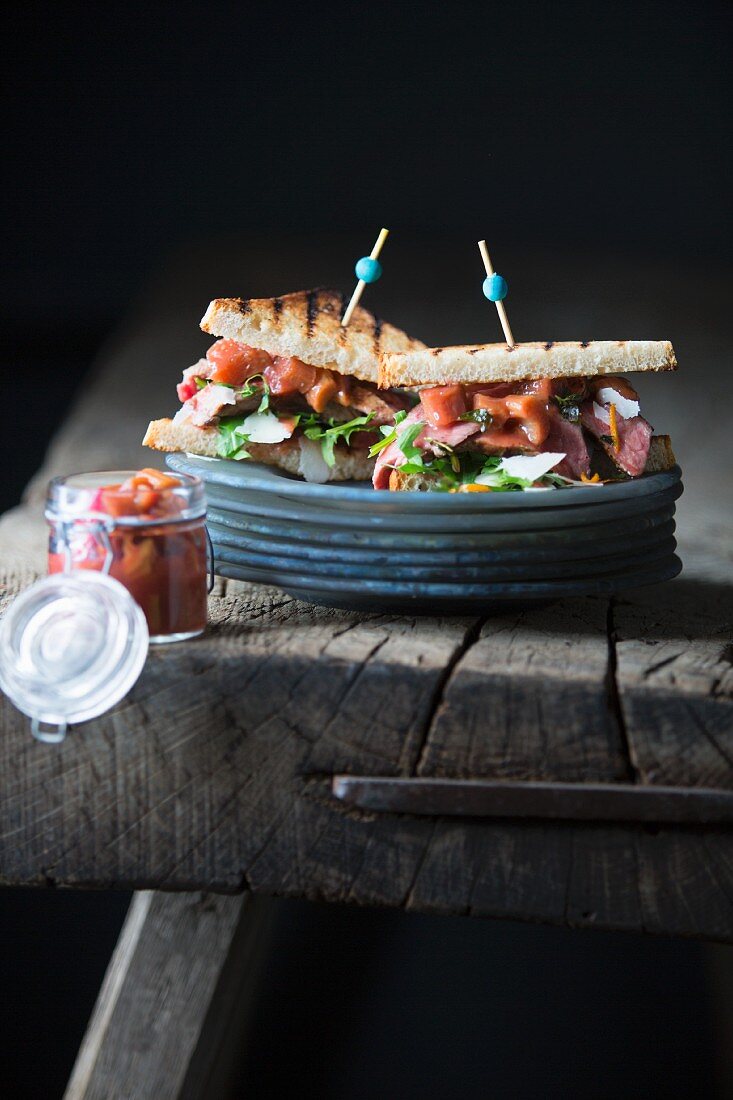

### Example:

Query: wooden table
xmin=2 ymin=240 xmax=732 ymax=1097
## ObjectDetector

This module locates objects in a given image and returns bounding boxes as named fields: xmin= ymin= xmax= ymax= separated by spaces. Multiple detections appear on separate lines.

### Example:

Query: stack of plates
xmin=167 ymin=454 xmax=683 ymax=613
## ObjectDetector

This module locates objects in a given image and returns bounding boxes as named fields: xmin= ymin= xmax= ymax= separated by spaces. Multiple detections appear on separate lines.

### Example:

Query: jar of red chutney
xmin=46 ymin=468 xmax=209 ymax=643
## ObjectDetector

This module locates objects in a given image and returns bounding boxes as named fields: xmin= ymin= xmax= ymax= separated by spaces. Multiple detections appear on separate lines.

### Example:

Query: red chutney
xmin=420 ymin=381 xmax=552 ymax=450
xmin=48 ymin=468 xmax=207 ymax=641
xmin=201 ymin=339 xmax=357 ymax=414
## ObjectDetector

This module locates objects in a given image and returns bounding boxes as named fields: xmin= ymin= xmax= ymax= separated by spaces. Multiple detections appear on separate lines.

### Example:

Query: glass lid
xmin=0 ymin=571 xmax=149 ymax=743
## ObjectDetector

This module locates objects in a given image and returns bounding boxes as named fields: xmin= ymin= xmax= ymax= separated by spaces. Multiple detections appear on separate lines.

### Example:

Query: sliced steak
xmin=580 ymin=401 xmax=652 ymax=476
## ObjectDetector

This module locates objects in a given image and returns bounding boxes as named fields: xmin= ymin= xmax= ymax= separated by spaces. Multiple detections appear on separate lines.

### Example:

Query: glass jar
xmin=46 ymin=468 xmax=208 ymax=643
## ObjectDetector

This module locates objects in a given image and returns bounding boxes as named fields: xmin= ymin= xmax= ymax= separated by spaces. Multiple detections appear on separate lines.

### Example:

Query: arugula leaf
xmin=367 ymin=410 xmax=409 ymax=457
xmin=396 ymin=422 xmax=424 ymax=461
xmin=235 ymin=373 xmax=270 ymax=412
xmin=216 ymin=416 xmax=252 ymax=460
xmin=302 ymin=413 xmax=375 ymax=467
xmin=194 ymin=376 xmax=208 ymax=391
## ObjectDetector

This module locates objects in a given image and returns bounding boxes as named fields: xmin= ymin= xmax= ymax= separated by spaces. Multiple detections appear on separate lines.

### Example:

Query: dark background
xmin=2 ymin=2 xmax=731 ymax=1097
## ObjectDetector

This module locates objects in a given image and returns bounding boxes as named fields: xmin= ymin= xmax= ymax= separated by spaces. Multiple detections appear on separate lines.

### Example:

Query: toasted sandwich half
xmin=144 ymin=289 xmax=424 ymax=482
xmin=372 ymin=340 xmax=677 ymax=491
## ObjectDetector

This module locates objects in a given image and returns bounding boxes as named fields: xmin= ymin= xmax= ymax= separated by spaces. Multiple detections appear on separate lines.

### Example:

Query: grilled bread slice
xmin=201 ymin=289 xmax=424 ymax=386
xmin=143 ymin=418 xmax=374 ymax=482
xmin=386 ymin=434 xmax=676 ymax=491
xmin=378 ymin=340 xmax=677 ymax=389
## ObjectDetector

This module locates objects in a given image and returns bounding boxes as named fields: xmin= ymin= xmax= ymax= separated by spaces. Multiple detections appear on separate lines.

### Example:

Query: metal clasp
xmin=59 ymin=516 xmax=116 ymax=575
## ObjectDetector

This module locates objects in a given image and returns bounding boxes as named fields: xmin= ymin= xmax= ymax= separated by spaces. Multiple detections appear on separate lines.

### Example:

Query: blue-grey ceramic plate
xmin=206 ymin=517 xmax=676 ymax=566
xmin=205 ymin=502 xmax=676 ymax=553
xmin=214 ymin=554 xmax=683 ymax=614
xmin=164 ymin=455 xmax=683 ymax=612
xmin=210 ymin=535 xmax=677 ymax=583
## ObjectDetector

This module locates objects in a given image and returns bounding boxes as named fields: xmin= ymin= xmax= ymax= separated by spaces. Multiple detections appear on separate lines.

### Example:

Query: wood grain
xmin=64 ymin=891 xmax=272 ymax=1100
xmin=415 ymin=599 xmax=627 ymax=782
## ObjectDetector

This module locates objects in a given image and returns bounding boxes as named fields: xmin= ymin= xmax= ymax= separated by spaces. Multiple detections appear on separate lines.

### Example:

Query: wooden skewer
xmin=478 ymin=239 xmax=515 ymax=347
xmin=341 ymin=228 xmax=390 ymax=327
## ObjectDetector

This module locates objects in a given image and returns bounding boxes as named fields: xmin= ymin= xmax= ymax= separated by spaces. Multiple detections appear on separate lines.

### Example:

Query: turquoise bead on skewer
xmin=355 ymin=256 xmax=383 ymax=283
xmin=341 ymin=228 xmax=390 ymax=327
xmin=477 ymin=240 xmax=515 ymax=346
xmin=483 ymin=273 xmax=508 ymax=301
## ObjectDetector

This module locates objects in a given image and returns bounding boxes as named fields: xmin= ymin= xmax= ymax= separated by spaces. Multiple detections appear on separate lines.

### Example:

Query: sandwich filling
xmin=173 ymin=339 xmax=410 ymax=465
xmin=372 ymin=376 xmax=653 ymax=490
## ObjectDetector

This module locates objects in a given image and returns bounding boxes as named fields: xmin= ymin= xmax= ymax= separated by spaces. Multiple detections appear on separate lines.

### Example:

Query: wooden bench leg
xmin=64 ymin=890 xmax=273 ymax=1100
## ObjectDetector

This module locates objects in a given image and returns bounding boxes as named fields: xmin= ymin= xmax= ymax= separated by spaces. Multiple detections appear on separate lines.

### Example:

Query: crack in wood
xmin=411 ymin=617 xmax=487 ymax=776
xmin=403 ymin=819 xmax=439 ymax=910
xmin=606 ymin=598 xmax=640 ymax=783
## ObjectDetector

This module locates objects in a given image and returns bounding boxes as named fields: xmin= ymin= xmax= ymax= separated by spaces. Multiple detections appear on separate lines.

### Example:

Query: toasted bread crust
xmin=201 ymin=289 xmax=424 ymax=386
xmin=644 ymin=434 xmax=676 ymax=473
xmin=143 ymin=418 xmax=374 ymax=481
xmin=385 ymin=435 xmax=676 ymax=491
xmin=378 ymin=340 xmax=677 ymax=388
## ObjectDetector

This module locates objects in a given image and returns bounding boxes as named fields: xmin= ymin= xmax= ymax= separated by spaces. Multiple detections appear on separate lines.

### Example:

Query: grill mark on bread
xmin=580 ymin=340 xmax=590 ymax=348
xmin=373 ymin=315 xmax=383 ymax=355
xmin=273 ymin=296 xmax=283 ymax=321
xmin=306 ymin=290 xmax=318 ymax=337
xmin=545 ymin=341 xmax=554 ymax=350
xmin=235 ymin=298 xmax=251 ymax=316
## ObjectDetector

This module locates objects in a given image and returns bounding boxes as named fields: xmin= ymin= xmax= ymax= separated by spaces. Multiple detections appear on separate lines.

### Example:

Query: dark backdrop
xmin=2 ymin=3 xmax=731 ymax=1097
xmin=4 ymin=0 xmax=731 ymax=335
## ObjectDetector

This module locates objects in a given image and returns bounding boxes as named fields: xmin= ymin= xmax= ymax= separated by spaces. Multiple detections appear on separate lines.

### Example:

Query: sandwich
xmin=372 ymin=340 xmax=677 ymax=491
xmin=144 ymin=289 xmax=423 ymax=482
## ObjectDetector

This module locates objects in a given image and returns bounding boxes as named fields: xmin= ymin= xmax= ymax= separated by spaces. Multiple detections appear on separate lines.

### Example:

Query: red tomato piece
xmin=473 ymin=392 xmax=550 ymax=446
xmin=503 ymin=395 xmax=550 ymax=445
xmin=177 ymin=377 xmax=200 ymax=402
xmin=264 ymin=356 xmax=318 ymax=395
xmin=206 ymin=340 xmax=272 ymax=386
xmin=473 ymin=393 xmax=510 ymax=425
xmin=420 ymin=385 xmax=467 ymax=427
xmin=306 ymin=370 xmax=339 ymax=412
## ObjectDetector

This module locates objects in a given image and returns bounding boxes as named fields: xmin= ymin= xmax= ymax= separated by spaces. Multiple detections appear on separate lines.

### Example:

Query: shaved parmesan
xmin=592 ymin=401 xmax=611 ymax=424
xmin=496 ymin=453 xmax=567 ymax=481
xmin=241 ymin=411 xmax=294 ymax=444
xmin=298 ymin=438 xmax=331 ymax=483
xmin=596 ymin=387 xmax=640 ymax=420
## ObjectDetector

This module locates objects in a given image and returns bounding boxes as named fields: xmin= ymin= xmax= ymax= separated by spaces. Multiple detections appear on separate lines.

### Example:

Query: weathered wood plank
xmin=399 ymin=821 xmax=733 ymax=939
xmin=614 ymin=579 xmax=733 ymax=788
xmin=64 ymin=890 xmax=272 ymax=1100
xmin=1 ymin=556 xmax=732 ymax=938
xmin=0 ymin=582 xmax=472 ymax=889
xmin=415 ymin=598 xmax=628 ymax=782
